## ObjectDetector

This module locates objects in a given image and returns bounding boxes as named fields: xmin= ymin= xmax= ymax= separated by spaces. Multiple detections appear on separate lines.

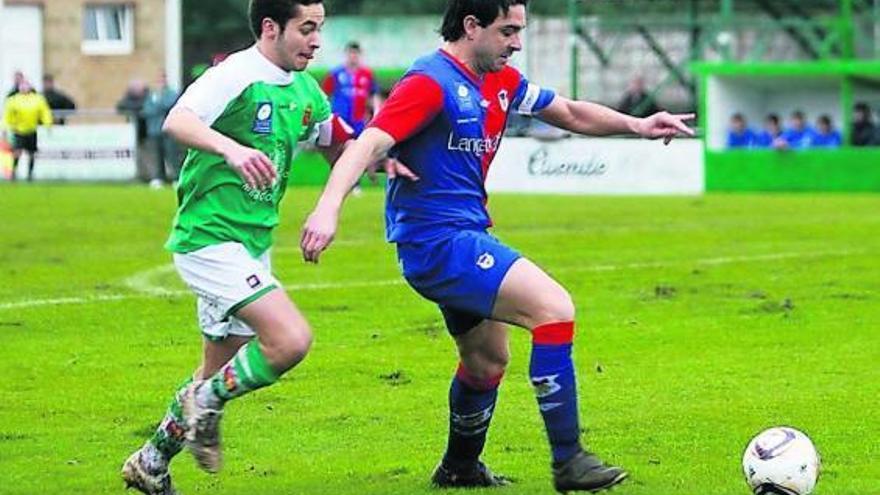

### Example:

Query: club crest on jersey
xmin=476 ymin=252 xmax=495 ymax=270
xmin=302 ymin=105 xmax=313 ymax=126
xmin=246 ymin=274 xmax=262 ymax=289
xmin=498 ymin=90 xmax=509 ymax=112
xmin=456 ymin=83 xmax=474 ymax=111
xmin=252 ymin=102 xmax=273 ymax=134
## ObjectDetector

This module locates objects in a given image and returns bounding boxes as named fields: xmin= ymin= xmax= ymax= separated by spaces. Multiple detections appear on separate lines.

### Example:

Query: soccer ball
xmin=742 ymin=427 xmax=821 ymax=495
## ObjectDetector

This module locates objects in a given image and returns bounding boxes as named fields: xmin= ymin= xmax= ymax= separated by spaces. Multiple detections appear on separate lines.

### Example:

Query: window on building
xmin=82 ymin=4 xmax=134 ymax=55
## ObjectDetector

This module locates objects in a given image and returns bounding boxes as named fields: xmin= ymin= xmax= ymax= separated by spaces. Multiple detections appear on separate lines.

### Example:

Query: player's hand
xmin=636 ymin=111 xmax=696 ymax=145
xmin=383 ymin=158 xmax=419 ymax=181
xmin=300 ymin=206 xmax=339 ymax=264
xmin=222 ymin=143 xmax=277 ymax=189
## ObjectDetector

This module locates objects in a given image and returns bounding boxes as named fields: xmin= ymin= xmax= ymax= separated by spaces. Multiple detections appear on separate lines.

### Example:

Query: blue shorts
xmin=397 ymin=230 xmax=521 ymax=336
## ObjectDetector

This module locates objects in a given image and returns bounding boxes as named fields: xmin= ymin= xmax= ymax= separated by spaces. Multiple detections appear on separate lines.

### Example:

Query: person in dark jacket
xmin=852 ymin=102 xmax=877 ymax=146
xmin=42 ymin=74 xmax=77 ymax=125
xmin=617 ymin=76 xmax=659 ymax=118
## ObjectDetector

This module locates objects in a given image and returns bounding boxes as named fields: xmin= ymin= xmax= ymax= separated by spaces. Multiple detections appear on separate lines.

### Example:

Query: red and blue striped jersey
xmin=371 ymin=50 xmax=556 ymax=243
xmin=322 ymin=65 xmax=380 ymax=135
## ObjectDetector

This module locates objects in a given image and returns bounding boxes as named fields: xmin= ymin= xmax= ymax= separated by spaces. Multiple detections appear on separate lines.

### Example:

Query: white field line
xmin=0 ymin=249 xmax=859 ymax=312
xmin=561 ymin=250 xmax=857 ymax=273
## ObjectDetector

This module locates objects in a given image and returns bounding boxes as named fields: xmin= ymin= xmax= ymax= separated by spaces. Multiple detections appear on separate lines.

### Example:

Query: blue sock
xmin=530 ymin=321 xmax=583 ymax=464
xmin=442 ymin=363 xmax=502 ymax=471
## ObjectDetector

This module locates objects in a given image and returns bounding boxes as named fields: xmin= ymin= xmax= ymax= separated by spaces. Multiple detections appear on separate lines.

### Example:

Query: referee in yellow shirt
xmin=2 ymin=79 xmax=53 ymax=181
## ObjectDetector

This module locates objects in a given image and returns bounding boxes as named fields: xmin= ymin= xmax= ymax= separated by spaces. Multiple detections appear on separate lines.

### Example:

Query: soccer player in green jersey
xmin=120 ymin=1 xmax=416 ymax=493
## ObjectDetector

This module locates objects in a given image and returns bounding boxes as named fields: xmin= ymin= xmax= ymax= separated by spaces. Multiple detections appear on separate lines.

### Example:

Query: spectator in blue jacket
xmin=726 ymin=113 xmax=755 ymax=148
xmin=810 ymin=114 xmax=842 ymax=148
xmin=753 ymin=113 xmax=785 ymax=149
xmin=780 ymin=111 xmax=816 ymax=149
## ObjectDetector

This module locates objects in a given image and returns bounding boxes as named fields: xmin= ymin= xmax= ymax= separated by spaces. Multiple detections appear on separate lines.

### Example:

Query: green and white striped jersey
xmin=166 ymin=45 xmax=333 ymax=258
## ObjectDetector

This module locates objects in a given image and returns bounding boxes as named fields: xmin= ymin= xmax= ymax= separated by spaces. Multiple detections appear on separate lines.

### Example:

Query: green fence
xmin=706 ymin=149 xmax=880 ymax=192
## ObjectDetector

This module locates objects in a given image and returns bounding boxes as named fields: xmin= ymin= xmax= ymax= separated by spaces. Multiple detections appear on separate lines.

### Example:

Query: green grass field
xmin=1 ymin=185 xmax=878 ymax=495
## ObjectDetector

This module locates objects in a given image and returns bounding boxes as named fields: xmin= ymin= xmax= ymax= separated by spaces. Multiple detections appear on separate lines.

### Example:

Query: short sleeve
xmin=174 ymin=63 xmax=250 ymax=126
xmin=369 ymin=74 xmax=444 ymax=143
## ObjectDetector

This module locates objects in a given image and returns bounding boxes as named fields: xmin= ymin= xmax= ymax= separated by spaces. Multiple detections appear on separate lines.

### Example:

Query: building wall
xmin=7 ymin=0 xmax=166 ymax=109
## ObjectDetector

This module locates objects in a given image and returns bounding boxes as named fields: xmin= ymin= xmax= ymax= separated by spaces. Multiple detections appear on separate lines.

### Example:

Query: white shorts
xmin=173 ymin=242 xmax=280 ymax=341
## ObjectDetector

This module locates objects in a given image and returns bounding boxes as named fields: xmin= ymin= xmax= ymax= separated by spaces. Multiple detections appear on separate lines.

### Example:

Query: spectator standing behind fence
xmin=41 ymin=74 xmax=76 ymax=125
xmin=617 ymin=76 xmax=659 ymax=118
xmin=780 ymin=110 xmax=815 ymax=149
xmin=753 ymin=113 xmax=785 ymax=149
xmin=116 ymin=80 xmax=150 ymax=180
xmin=809 ymin=115 xmax=842 ymax=148
xmin=141 ymin=72 xmax=181 ymax=188
xmin=726 ymin=113 xmax=754 ymax=148
xmin=1 ymin=79 xmax=53 ymax=181
xmin=852 ymin=102 xmax=877 ymax=146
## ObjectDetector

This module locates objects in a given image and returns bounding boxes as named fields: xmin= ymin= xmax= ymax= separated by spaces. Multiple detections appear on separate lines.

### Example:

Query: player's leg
xmin=193 ymin=288 xmax=311 ymax=406
xmin=184 ymin=288 xmax=312 ymax=472
xmin=25 ymin=153 xmax=35 ymax=181
xmin=492 ymin=258 xmax=627 ymax=492
xmin=433 ymin=318 xmax=511 ymax=488
xmin=24 ymin=135 xmax=36 ymax=181
xmin=123 ymin=336 xmax=247 ymax=495
xmin=150 ymin=337 xmax=249 ymax=468
xmin=399 ymin=232 xmax=520 ymax=487
xmin=10 ymin=138 xmax=21 ymax=181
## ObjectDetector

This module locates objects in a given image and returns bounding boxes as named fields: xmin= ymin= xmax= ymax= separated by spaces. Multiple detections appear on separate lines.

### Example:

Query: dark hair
xmin=345 ymin=41 xmax=361 ymax=51
xmin=818 ymin=114 xmax=832 ymax=126
xmin=854 ymin=102 xmax=871 ymax=114
xmin=731 ymin=113 xmax=745 ymax=122
xmin=249 ymin=0 xmax=322 ymax=39
xmin=792 ymin=110 xmax=805 ymax=120
xmin=766 ymin=113 xmax=780 ymax=125
xmin=441 ymin=0 xmax=529 ymax=42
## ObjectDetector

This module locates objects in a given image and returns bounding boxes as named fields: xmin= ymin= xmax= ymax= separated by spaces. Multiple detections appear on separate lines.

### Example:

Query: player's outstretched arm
xmin=536 ymin=96 xmax=695 ymax=144
xmin=163 ymin=107 xmax=277 ymax=189
xmin=300 ymin=127 xmax=398 ymax=263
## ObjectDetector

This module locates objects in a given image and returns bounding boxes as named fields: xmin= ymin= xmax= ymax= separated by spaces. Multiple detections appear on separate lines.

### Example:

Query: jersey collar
xmin=438 ymin=49 xmax=483 ymax=86
xmin=248 ymin=44 xmax=295 ymax=86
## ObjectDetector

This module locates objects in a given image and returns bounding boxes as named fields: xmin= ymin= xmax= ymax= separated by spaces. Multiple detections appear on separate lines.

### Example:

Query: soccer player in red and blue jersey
xmin=302 ymin=0 xmax=694 ymax=492
xmin=321 ymin=41 xmax=382 ymax=136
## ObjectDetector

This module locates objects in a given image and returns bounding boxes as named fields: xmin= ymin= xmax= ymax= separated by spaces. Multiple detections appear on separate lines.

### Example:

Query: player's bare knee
xmin=533 ymin=291 xmax=576 ymax=326
xmin=481 ymin=361 xmax=508 ymax=381
xmin=261 ymin=325 xmax=312 ymax=371
xmin=281 ymin=326 xmax=313 ymax=364
xmin=484 ymin=346 xmax=510 ymax=372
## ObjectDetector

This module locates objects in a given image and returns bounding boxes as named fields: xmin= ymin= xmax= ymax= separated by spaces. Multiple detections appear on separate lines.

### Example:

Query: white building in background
xmin=1 ymin=0 xmax=182 ymax=110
